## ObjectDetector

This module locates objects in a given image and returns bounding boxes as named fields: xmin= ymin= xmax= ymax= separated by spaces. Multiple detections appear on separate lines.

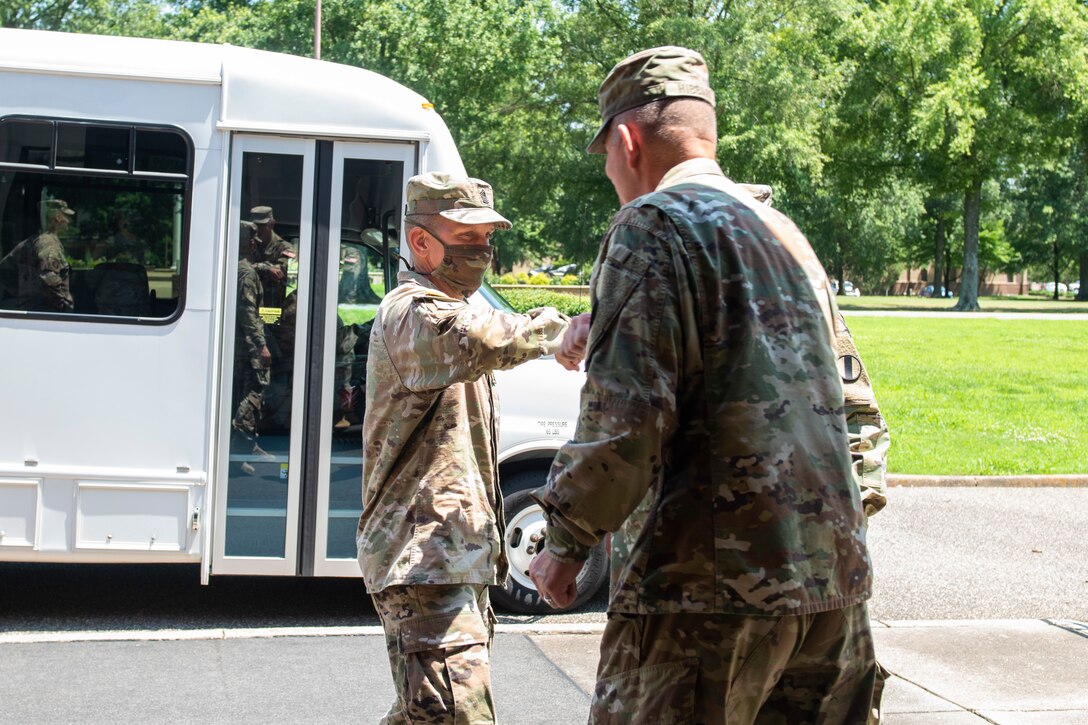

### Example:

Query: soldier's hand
xmin=556 ymin=313 xmax=590 ymax=371
xmin=259 ymin=345 xmax=271 ymax=367
xmin=269 ymin=267 xmax=285 ymax=281
xmin=529 ymin=550 xmax=582 ymax=609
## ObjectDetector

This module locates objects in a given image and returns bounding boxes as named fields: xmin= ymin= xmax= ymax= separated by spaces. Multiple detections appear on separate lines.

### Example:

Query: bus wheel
xmin=490 ymin=469 xmax=608 ymax=614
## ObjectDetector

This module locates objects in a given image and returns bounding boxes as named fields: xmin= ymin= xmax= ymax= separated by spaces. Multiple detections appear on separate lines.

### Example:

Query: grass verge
xmin=847 ymin=317 xmax=1087 ymax=475
xmin=836 ymin=295 xmax=1086 ymax=313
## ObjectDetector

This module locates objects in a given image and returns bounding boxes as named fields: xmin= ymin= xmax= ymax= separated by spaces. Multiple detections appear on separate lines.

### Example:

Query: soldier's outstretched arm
xmin=388 ymin=300 xmax=569 ymax=392
xmin=533 ymin=213 xmax=682 ymax=562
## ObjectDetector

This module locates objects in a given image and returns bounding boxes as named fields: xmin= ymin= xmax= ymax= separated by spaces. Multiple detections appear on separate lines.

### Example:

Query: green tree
xmin=1008 ymin=144 xmax=1088 ymax=299
xmin=842 ymin=0 xmax=1088 ymax=310
xmin=2 ymin=0 xmax=164 ymax=35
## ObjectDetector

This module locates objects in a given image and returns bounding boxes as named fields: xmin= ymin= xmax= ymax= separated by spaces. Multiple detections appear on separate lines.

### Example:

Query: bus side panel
xmin=0 ymin=72 xmax=224 ymax=562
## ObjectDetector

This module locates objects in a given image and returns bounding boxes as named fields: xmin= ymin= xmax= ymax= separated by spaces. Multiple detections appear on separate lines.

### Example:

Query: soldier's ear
xmin=615 ymin=123 xmax=640 ymax=170
xmin=406 ymin=226 xmax=429 ymax=255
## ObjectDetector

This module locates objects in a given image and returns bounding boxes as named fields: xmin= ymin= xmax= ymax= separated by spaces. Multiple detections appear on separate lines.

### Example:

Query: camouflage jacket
xmin=2 ymin=233 xmax=74 ymax=312
xmin=739 ymin=183 xmax=890 ymax=516
xmin=250 ymin=232 xmax=295 ymax=308
xmin=534 ymin=158 xmax=871 ymax=616
xmin=357 ymin=271 xmax=569 ymax=592
xmin=236 ymin=259 xmax=266 ymax=367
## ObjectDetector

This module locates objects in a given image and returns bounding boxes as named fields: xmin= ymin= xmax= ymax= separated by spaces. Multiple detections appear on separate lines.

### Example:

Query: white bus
xmin=0 ymin=28 xmax=605 ymax=613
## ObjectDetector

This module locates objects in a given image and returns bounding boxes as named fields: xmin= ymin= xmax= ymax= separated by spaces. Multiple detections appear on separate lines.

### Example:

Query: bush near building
xmin=499 ymin=288 xmax=589 ymax=317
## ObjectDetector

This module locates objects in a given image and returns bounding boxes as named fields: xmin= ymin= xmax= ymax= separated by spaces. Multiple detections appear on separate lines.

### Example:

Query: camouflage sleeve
xmin=237 ymin=269 xmax=265 ymax=359
xmin=534 ymin=212 xmax=679 ymax=563
xmin=387 ymin=301 xmax=569 ymax=392
xmin=835 ymin=313 xmax=890 ymax=517
xmin=38 ymin=248 xmax=73 ymax=311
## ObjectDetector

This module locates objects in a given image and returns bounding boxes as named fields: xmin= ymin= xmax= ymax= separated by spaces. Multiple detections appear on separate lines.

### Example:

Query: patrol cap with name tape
xmin=40 ymin=199 xmax=75 ymax=215
xmin=404 ymin=172 xmax=511 ymax=230
xmin=250 ymin=206 xmax=274 ymax=224
xmin=587 ymin=46 xmax=716 ymax=154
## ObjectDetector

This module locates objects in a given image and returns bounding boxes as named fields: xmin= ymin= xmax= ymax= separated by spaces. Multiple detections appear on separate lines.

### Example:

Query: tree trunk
xmin=1052 ymin=242 xmax=1061 ymax=301
xmin=934 ymin=215 xmax=946 ymax=299
xmin=954 ymin=179 xmax=982 ymax=311
xmin=1077 ymin=250 xmax=1088 ymax=302
xmin=836 ymin=232 xmax=846 ymax=296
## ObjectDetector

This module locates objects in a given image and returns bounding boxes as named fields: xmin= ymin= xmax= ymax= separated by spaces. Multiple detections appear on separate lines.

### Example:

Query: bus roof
xmin=0 ymin=28 xmax=457 ymax=146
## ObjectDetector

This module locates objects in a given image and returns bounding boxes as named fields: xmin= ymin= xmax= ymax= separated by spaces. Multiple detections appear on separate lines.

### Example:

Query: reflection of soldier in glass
xmin=344 ymin=177 xmax=383 ymax=304
xmin=0 ymin=199 xmax=75 ymax=312
xmin=338 ymin=231 xmax=383 ymax=305
xmin=232 ymin=221 xmax=273 ymax=470
xmin=333 ymin=315 xmax=358 ymax=430
xmin=249 ymin=205 xmax=296 ymax=308
xmin=98 ymin=208 xmax=146 ymax=263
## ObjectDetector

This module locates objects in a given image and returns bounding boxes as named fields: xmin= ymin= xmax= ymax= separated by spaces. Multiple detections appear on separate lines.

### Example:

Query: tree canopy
xmin=5 ymin=0 xmax=1087 ymax=302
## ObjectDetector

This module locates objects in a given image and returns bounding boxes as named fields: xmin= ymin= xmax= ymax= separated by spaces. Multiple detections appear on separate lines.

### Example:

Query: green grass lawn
xmin=846 ymin=317 xmax=1088 ymax=475
xmin=836 ymin=295 xmax=1086 ymax=313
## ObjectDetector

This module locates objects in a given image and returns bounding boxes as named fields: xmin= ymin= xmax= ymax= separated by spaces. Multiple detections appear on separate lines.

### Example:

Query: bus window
xmin=0 ymin=117 xmax=190 ymax=321
xmin=224 ymin=151 xmax=305 ymax=559
xmin=325 ymin=156 xmax=403 ymax=560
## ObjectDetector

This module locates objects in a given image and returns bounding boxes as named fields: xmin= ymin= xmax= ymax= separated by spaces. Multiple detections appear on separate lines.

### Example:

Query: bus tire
xmin=490 ymin=469 xmax=608 ymax=614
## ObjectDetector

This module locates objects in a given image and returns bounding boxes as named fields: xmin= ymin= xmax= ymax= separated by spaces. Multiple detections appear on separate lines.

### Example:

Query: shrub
xmin=497 ymin=288 xmax=591 ymax=317
xmin=528 ymin=273 xmax=552 ymax=285
xmin=559 ymin=274 xmax=580 ymax=286
xmin=496 ymin=272 xmax=518 ymax=285
xmin=514 ymin=272 xmax=531 ymax=285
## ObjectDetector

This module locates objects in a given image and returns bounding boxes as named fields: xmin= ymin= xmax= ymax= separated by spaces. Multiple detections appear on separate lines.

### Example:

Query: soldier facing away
xmin=530 ymin=47 xmax=881 ymax=723
xmin=356 ymin=172 xmax=569 ymax=724
xmin=0 ymin=199 xmax=75 ymax=312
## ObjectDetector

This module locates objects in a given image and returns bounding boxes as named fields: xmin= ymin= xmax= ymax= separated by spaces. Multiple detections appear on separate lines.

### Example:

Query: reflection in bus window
xmin=0 ymin=117 xmax=189 ymax=320
xmin=325 ymin=157 xmax=403 ymax=559
xmin=223 ymin=151 xmax=304 ymax=559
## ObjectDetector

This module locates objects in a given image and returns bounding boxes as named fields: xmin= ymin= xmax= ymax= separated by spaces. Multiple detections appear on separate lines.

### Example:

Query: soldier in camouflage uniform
xmin=0 ymin=199 xmax=75 ymax=312
xmin=356 ymin=172 xmax=569 ymax=724
xmin=530 ymin=47 xmax=880 ymax=724
xmin=249 ymin=206 xmax=296 ymax=308
xmin=232 ymin=221 xmax=271 ymax=468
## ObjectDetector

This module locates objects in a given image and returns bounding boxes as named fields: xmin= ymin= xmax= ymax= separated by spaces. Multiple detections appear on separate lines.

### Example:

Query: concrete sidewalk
xmin=1 ymin=620 xmax=1085 ymax=723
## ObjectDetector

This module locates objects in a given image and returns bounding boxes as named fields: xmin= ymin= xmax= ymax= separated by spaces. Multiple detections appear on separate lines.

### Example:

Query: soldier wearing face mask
xmin=356 ymin=172 xmax=569 ymax=725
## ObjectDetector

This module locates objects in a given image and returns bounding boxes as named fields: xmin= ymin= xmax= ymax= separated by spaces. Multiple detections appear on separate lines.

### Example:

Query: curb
xmin=888 ymin=474 xmax=1088 ymax=487
xmin=3 ymin=619 xmax=1085 ymax=646
xmin=0 ymin=623 xmax=610 ymax=645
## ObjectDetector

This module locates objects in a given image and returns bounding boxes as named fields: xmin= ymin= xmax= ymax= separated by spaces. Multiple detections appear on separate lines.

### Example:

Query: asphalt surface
xmin=864 ymin=487 xmax=1088 ymax=621
xmin=1 ymin=487 xmax=1086 ymax=634
xmin=2 ymin=487 xmax=1087 ymax=724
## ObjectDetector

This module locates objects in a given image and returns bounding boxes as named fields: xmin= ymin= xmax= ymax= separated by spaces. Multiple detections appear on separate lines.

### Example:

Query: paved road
xmin=1 ymin=488 xmax=1086 ymax=634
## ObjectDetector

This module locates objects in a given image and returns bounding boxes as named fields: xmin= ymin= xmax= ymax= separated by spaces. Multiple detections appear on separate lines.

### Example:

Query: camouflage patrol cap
xmin=40 ymin=199 xmax=75 ymax=215
xmin=587 ymin=46 xmax=716 ymax=154
xmin=250 ymin=206 xmax=274 ymax=224
xmin=404 ymin=172 xmax=512 ymax=230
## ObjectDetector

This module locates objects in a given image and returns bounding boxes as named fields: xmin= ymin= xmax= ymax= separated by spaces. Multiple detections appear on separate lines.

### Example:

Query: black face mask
xmin=416 ymin=224 xmax=494 ymax=298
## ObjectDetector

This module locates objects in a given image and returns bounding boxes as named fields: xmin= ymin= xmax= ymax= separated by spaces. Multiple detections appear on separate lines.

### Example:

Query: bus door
xmin=211 ymin=134 xmax=412 ymax=576
xmin=310 ymin=141 xmax=412 ymax=576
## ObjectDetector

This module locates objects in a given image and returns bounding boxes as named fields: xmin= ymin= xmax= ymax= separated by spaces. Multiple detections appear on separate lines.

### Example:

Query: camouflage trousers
xmin=589 ymin=602 xmax=880 ymax=725
xmin=231 ymin=363 xmax=268 ymax=437
xmin=371 ymin=584 xmax=497 ymax=725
